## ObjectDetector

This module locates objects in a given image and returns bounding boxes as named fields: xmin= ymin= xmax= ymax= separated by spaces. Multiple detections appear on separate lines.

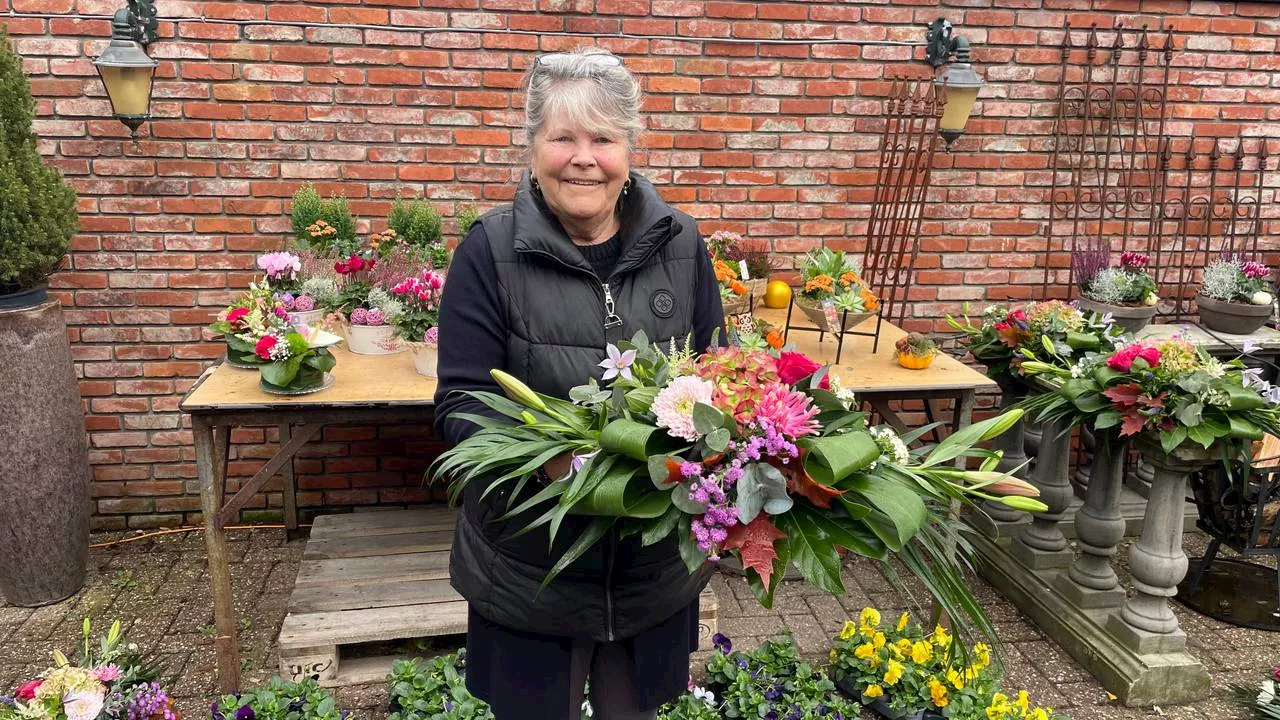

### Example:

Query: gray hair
xmin=523 ymin=48 xmax=643 ymax=150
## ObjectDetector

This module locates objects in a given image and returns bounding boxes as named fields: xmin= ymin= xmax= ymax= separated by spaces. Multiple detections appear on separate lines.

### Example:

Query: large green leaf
xmin=1225 ymin=383 xmax=1266 ymax=411
xmin=599 ymin=419 xmax=678 ymax=461
xmin=539 ymin=518 xmax=612 ymax=592
xmin=677 ymin=514 xmax=703 ymax=573
xmin=843 ymin=475 xmax=927 ymax=548
xmin=260 ymin=356 xmax=303 ymax=387
xmin=793 ymin=502 xmax=885 ymax=560
xmin=776 ymin=512 xmax=844 ymax=595
xmin=800 ymin=432 xmax=880 ymax=485
xmin=640 ymin=505 xmax=681 ymax=546
xmin=304 ymin=349 xmax=336 ymax=373
xmin=919 ymin=411 xmax=1022 ymax=468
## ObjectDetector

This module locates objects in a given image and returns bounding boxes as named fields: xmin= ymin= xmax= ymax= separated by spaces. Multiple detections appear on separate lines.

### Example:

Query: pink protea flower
xmin=365 ymin=309 xmax=385 ymax=326
xmin=754 ymin=383 xmax=820 ymax=438
xmin=349 ymin=307 xmax=370 ymax=325
xmin=293 ymin=295 xmax=315 ymax=312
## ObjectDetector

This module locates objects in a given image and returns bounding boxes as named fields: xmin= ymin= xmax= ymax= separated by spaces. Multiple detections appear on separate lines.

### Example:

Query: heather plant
xmin=1073 ymin=246 xmax=1157 ymax=306
xmin=0 ymin=26 xmax=78 ymax=292
xmin=1201 ymin=258 xmax=1273 ymax=305
xmin=291 ymin=185 xmax=358 ymax=257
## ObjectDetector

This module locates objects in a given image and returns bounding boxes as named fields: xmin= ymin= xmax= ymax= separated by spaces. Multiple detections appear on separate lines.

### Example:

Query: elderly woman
xmin=433 ymin=49 xmax=725 ymax=719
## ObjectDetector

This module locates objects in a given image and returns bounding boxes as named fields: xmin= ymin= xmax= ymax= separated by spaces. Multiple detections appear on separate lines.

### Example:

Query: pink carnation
xmin=350 ymin=307 xmax=370 ymax=325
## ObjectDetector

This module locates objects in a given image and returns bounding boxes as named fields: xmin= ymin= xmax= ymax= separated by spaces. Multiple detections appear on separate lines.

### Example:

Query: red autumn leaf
xmin=1119 ymin=412 xmax=1147 ymax=437
xmin=1136 ymin=391 xmax=1166 ymax=409
xmin=663 ymin=457 xmax=683 ymax=486
xmin=768 ymin=451 xmax=844 ymax=509
xmin=723 ymin=515 xmax=787 ymax=589
xmin=1102 ymin=382 xmax=1143 ymax=408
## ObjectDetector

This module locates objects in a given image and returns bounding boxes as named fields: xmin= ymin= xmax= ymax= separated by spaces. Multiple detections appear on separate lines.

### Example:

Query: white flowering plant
xmin=432 ymin=331 xmax=1046 ymax=643
xmin=1231 ymin=664 xmax=1280 ymax=719
xmin=1200 ymin=258 xmax=1274 ymax=305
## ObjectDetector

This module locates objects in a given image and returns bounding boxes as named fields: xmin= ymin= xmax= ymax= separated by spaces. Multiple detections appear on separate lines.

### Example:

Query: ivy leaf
xmin=723 ymin=515 xmax=787 ymax=589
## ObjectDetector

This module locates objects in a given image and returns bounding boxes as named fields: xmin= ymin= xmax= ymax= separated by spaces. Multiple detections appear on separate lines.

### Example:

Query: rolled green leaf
xmin=1065 ymin=331 xmax=1100 ymax=351
xmin=1225 ymin=383 xmax=1266 ymax=411
xmin=1227 ymin=415 xmax=1264 ymax=440
xmin=572 ymin=464 xmax=671 ymax=519
xmin=260 ymin=356 xmax=304 ymax=387
xmin=800 ymin=432 xmax=880 ymax=486
xmin=843 ymin=475 xmax=927 ymax=549
xmin=599 ymin=419 xmax=679 ymax=462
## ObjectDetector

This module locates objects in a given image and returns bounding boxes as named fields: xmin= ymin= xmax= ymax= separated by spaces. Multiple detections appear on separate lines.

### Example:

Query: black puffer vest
xmin=449 ymin=172 xmax=712 ymax=641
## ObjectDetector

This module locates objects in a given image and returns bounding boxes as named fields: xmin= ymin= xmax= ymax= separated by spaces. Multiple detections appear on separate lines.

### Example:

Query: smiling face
xmin=530 ymin=106 xmax=631 ymax=235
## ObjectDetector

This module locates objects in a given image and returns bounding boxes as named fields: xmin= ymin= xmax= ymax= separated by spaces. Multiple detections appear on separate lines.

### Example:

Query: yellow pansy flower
xmin=873 ymin=632 xmax=886 ymax=650
xmin=963 ymin=666 xmax=980 ymax=683
xmin=859 ymin=607 xmax=881 ymax=635
xmin=864 ymin=684 xmax=884 ymax=699
xmin=1028 ymin=709 xmax=1050 ymax=720
xmin=910 ymin=640 xmax=933 ymax=665
xmin=928 ymin=678 xmax=950 ymax=708
xmin=896 ymin=611 xmax=909 ymax=632
xmin=855 ymin=642 xmax=877 ymax=660
xmin=932 ymin=624 xmax=951 ymax=649
xmin=839 ymin=620 xmax=858 ymax=641
xmin=883 ymin=660 xmax=904 ymax=686
xmin=974 ymin=642 xmax=991 ymax=668
xmin=1016 ymin=691 xmax=1030 ymax=713
xmin=895 ymin=638 xmax=913 ymax=655
xmin=946 ymin=668 xmax=965 ymax=690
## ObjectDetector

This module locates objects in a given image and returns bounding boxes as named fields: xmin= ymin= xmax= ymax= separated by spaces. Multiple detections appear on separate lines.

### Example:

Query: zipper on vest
xmin=601 ymin=282 xmax=623 ymax=330
xmin=604 ymin=527 xmax=618 ymax=641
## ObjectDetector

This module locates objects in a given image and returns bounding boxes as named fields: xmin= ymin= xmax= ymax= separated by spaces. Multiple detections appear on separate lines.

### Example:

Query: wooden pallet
xmin=277 ymin=507 xmax=719 ymax=687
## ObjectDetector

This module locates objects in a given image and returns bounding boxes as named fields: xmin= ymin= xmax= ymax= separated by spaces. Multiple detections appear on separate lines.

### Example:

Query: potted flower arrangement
xmin=1197 ymin=257 xmax=1275 ymax=335
xmin=208 ymin=284 xmax=293 ymax=369
xmin=796 ymin=247 xmax=879 ymax=333
xmin=333 ymin=244 xmax=421 ymax=355
xmin=713 ymin=255 xmax=751 ymax=315
xmin=390 ymin=268 xmax=445 ymax=378
xmin=947 ymin=300 xmax=1126 ymax=382
xmin=895 ymin=333 xmax=938 ymax=370
xmin=286 ymin=274 xmax=342 ymax=330
xmin=1072 ymin=246 xmax=1159 ymax=332
xmin=1 ymin=619 xmax=175 ymax=720
xmin=254 ymin=324 xmax=342 ymax=395
xmin=291 ymin=184 xmax=359 ymax=258
xmin=708 ymin=231 xmax=778 ymax=306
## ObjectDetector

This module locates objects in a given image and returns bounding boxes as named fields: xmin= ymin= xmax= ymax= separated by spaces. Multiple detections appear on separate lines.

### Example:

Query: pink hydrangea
xmin=366 ymin=309 xmax=385 ymax=326
xmin=350 ymin=307 xmax=370 ymax=325
xmin=293 ymin=295 xmax=315 ymax=312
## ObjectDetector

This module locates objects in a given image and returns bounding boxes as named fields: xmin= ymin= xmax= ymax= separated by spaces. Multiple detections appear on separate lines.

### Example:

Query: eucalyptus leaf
xmin=1176 ymin=401 xmax=1204 ymax=427
xmin=705 ymin=427 xmax=730 ymax=453
xmin=692 ymin=403 xmax=725 ymax=436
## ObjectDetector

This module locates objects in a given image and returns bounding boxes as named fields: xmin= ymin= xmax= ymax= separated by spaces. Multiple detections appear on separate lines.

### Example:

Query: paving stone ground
xmin=0 ymin=526 xmax=1273 ymax=720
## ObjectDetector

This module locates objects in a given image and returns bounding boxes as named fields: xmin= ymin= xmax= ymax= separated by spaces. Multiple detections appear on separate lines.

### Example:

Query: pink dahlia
xmin=350 ymin=307 xmax=370 ymax=325
xmin=652 ymin=375 xmax=715 ymax=441
xmin=754 ymin=383 xmax=820 ymax=438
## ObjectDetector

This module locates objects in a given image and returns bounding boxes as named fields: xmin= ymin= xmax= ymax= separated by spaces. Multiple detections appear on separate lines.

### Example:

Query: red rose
xmin=775 ymin=351 xmax=830 ymax=390
xmin=1106 ymin=346 xmax=1139 ymax=372
xmin=225 ymin=307 xmax=249 ymax=326
xmin=15 ymin=680 xmax=41 ymax=701
xmin=1137 ymin=346 xmax=1161 ymax=368
xmin=254 ymin=335 xmax=278 ymax=360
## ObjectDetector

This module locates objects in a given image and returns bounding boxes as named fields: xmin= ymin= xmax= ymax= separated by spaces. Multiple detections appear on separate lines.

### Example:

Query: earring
xmin=622 ymin=179 xmax=631 ymax=196
xmin=531 ymin=175 xmax=540 ymax=190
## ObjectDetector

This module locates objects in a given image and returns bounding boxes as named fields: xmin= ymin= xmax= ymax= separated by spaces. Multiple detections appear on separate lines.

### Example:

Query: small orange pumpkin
xmin=896 ymin=352 xmax=935 ymax=370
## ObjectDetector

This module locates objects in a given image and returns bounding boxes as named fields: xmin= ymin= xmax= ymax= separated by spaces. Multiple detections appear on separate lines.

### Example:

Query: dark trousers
xmin=568 ymin=639 xmax=660 ymax=720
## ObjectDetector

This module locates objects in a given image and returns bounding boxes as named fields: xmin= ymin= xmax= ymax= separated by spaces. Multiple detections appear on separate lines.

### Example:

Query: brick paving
xmin=0 ymin=526 xmax=1272 ymax=720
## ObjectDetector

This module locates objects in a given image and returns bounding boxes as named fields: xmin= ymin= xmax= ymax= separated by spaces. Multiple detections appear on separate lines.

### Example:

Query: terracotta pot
xmin=1195 ymin=293 xmax=1272 ymax=335
xmin=344 ymin=323 xmax=405 ymax=355
xmin=795 ymin=298 xmax=873 ymax=333
xmin=1076 ymin=296 xmax=1157 ymax=334
xmin=896 ymin=352 xmax=935 ymax=370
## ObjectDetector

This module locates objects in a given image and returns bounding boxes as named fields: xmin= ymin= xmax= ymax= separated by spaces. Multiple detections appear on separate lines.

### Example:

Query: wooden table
xmin=179 ymin=346 xmax=436 ymax=692
xmin=181 ymin=313 xmax=994 ymax=692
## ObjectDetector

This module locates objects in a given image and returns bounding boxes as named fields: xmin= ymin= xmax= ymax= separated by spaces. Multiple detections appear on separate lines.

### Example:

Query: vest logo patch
xmin=650 ymin=289 xmax=675 ymax=318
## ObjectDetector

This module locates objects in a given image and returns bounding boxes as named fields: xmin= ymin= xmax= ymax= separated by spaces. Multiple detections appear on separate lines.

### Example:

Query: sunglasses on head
xmin=534 ymin=52 xmax=624 ymax=68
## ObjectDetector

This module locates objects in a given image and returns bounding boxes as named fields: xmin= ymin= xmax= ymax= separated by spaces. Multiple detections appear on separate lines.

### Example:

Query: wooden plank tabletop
xmin=179 ymin=345 xmax=436 ymax=412
xmin=753 ymin=308 xmax=996 ymax=395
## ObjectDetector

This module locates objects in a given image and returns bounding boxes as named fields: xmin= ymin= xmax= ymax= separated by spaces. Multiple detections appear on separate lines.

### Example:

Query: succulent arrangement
xmin=894 ymin=333 xmax=938 ymax=370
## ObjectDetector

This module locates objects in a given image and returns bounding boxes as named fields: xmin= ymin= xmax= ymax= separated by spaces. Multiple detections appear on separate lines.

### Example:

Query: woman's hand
xmin=541 ymin=452 xmax=573 ymax=483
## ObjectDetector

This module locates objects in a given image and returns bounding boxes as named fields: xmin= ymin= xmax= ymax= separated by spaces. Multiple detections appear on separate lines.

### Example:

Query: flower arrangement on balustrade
xmin=1072 ymin=246 xmax=1159 ymax=333
xmin=0 ymin=620 xmax=173 ymax=720
xmin=208 ymin=283 xmax=293 ymax=368
xmin=796 ymin=248 xmax=879 ymax=333
xmin=432 ymin=331 xmax=1046 ymax=640
xmin=254 ymin=324 xmax=342 ymax=394
xmin=1018 ymin=335 xmax=1280 ymax=459
xmin=211 ymin=676 xmax=347 ymax=720
xmin=829 ymin=608 xmax=1067 ymax=720
xmin=1229 ymin=663 xmax=1280 ymax=720
xmin=946 ymin=301 xmax=1126 ymax=381
xmin=1197 ymin=257 xmax=1276 ymax=335
xmin=390 ymin=268 xmax=445 ymax=377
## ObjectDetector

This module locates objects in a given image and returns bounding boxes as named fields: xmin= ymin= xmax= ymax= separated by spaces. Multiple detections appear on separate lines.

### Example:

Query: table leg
xmin=195 ymin=416 xmax=241 ymax=692
xmin=280 ymin=422 xmax=298 ymax=532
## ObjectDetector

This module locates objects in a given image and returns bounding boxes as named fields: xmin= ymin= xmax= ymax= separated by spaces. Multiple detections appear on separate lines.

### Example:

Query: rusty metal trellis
xmin=862 ymin=79 xmax=944 ymax=328
xmin=1039 ymin=22 xmax=1276 ymax=319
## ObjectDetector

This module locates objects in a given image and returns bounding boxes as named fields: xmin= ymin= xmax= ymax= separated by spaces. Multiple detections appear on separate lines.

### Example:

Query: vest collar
xmin=512 ymin=171 xmax=679 ymax=278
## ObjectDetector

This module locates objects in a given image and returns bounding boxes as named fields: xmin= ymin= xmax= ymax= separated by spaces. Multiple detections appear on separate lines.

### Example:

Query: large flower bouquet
xmin=0 ymin=620 xmax=173 ymax=720
xmin=208 ymin=283 xmax=292 ymax=368
xmin=1018 ymin=335 xmax=1280 ymax=457
xmin=432 ymin=333 xmax=1045 ymax=632
xmin=946 ymin=300 xmax=1126 ymax=380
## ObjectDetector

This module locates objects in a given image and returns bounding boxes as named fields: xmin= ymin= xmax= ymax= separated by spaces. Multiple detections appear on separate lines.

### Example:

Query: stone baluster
xmin=1011 ymin=414 xmax=1075 ymax=570
xmin=979 ymin=378 xmax=1032 ymax=536
xmin=1055 ymin=430 xmax=1127 ymax=608
xmin=1107 ymin=437 xmax=1208 ymax=653
xmin=1072 ymin=426 xmax=1096 ymax=494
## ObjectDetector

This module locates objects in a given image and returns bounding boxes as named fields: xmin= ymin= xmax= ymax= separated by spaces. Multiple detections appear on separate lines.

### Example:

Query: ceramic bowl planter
xmin=722 ymin=292 xmax=751 ymax=316
xmin=1076 ymin=296 xmax=1157 ymax=334
xmin=409 ymin=343 xmax=438 ymax=378
xmin=344 ymin=323 xmax=405 ymax=355
xmin=289 ymin=308 xmax=325 ymax=329
xmin=1196 ymin=293 xmax=1272 ymax=335
xmin=795 ymin=298 xmax=873 ymax=334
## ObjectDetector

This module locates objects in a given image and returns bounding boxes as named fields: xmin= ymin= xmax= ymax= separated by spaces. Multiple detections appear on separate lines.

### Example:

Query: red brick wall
xmin=4 ymin=0 xmax=1280 ymax=528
